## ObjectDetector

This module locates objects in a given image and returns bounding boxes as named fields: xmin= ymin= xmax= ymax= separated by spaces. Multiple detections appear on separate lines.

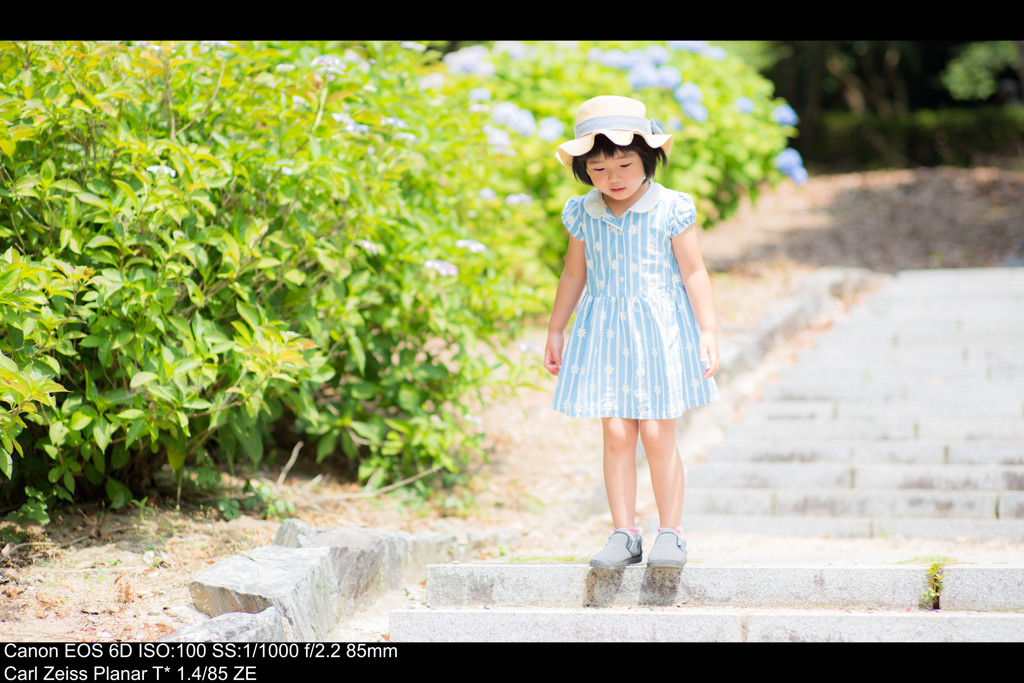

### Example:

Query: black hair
xmin=571 ymin=133 xmax=668 ymax=186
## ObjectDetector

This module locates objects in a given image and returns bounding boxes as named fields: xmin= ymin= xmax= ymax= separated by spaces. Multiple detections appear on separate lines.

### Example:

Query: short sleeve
xmin=561 ymin=195 xmax=585 ymax=241
xmin=667 ymin=191 xmax=698 ymax=238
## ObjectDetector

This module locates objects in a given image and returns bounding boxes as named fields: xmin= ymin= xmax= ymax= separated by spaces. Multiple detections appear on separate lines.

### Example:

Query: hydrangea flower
xmin=443 ymin=45 xmax=495 ymax=76
xmin=456 ymin=239 xmax=487 ymax=253
xmin=484 ymin=125 xmax=512 ymax=151
xmin=492 ymin=102 xmax=536 ymax=136
xmin=146 ymin=165 xmax=177 ymax=177
xmin=674 ymin=82 xmax=703 ymax=105
xmin=681 ymin=101 xmax=708 ymax=123
xmin=505 ymin=193 xmax=533 ymax=206
xmin=419 ymin=73 xmax=446 ymax=90
xmin=311 ymin=55 xmax=344 ymax=70
xmin=332 ymin=113 xmax=369 ymax=134
xmin=773 ymin=103 xmax=799 ymax=126
xmin=734 ymin=97 xmax=755 ymax=114
xmin=627 ymin=61 xmax=660 ymax=89
xmin=703 ymin=46 xmax=727 ymax=61
xmin=537 ymin=117 xmax=565 ymax=142
xmin=468 ymin=87 xmax=492 ymax=102
xmin=646 ymin=45 xmax=670 ymax=65
xmin=478 ymin=188 xmax=497 ymax=200
xmin=492 ymin=41 xmax=528 ymax=59
xmin=424 ymin=259 xmax=458 ymax=276
xmin=400 ymin=42 xmax=426 ymax=52
xmin=657 ymin=65 xmax=682 ymax=89
xmin=668 ymin=41 xmax=709 ymax=53
xmin=775 ymin=148 xmax=808 ymax=185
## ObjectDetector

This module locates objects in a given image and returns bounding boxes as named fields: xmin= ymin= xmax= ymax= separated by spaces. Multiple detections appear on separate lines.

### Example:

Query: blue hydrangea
xmin=657 ymin=65 xmax=682 ymax=89
xmin=492 ymin=102 xmax=536 ymax=136
xmin=775 ymin=148 xmax=807 ymax=185
xmin=538 ymin=117 xmax=565 ymax=142
xmin=628 ymin=61 xmax=661 ymax=89
xmin=483 ymin=125 xmax=512 ymax=150
xmin=443 ymin=45 xmax=495 ymax=77
xmin=773 ymin=103 xmax=799 ymax=126
xmin=734 ymin=97 xmax=755 ymax=114
xmin=667 ymin=41 xmax=709 ymax=53
xmin=681 ymin=101 xmax=708 ymax=123
xmin=646 ymin=45 xmax=670 ymax=65
xmin=674 ymin=82 xmax=703 ymax=105
xmin=703 ymin=46 xmax=727 ymax=61
xmin=468 ymin=87 xmax=492 ymax=102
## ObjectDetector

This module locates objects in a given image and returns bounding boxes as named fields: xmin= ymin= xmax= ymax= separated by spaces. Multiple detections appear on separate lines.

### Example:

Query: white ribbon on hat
xmin=574 ymin=115 xmax=663 ymax=138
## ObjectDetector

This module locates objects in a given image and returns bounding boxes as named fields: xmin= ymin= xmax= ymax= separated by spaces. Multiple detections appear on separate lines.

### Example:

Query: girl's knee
xmin=602 ymin=417 xmax=639 ymax=451
xmin=639 ymin=419 xmax=677 ymax=453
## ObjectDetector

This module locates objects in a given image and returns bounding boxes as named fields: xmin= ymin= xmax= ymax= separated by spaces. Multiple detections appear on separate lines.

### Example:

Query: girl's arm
xmin=671 ymin=226 xmax=719 ymax=379
xmin=544 ymin=236 xmax=587 ymax=376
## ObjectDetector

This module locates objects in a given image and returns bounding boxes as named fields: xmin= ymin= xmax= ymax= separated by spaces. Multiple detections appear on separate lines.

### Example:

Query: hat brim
xmin=555 ymin=130 xmax=673 ymax=168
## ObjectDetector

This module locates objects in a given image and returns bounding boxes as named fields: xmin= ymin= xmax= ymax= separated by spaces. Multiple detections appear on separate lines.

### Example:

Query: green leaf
xmin=0 ymin=449 xmax=12 ymax=479
xmin=105 ymin=477 xmax=132 ymax=509
xmin=130 ymin=371 xmax=158 ymax=388
xmin=236 ymin=301 xmax=261 ymax=330
xmin=69 ymin=411 xmax=93 ymax=431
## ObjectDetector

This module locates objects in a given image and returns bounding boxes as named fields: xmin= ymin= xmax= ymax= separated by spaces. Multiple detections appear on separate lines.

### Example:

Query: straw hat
xmin=555 ymin=95 xmax=673 ymax=168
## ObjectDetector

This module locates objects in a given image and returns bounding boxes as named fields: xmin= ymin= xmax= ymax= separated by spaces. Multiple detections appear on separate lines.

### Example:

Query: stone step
xmin=388 ymin=606 xmax=1024 ymax=642
xmin=706 ymin=439 xmax=949 ymax=463
xmin=740 ymin=399 xmax=1023 ymax=420
xmin=420 ymin=563 xmax=1024 ymax=611
xmin=722 ymin=418 xmax=1024 ymax=441
xmin=686 ymin=462 xmax=1024 ymax=491
xmin=684 ymin=488 xmax=1024 ymax=519
xmin=683 ymin=515 xmax=1024 ymax=540
xmin=762 ymin=380 xmax=1024 ymax=401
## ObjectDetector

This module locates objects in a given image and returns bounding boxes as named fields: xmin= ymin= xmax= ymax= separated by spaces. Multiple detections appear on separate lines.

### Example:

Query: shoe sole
xmin=589 ymin=555 xmax=643 ymax=570
xmin=646 ymin=558 xmax=686 ymax=569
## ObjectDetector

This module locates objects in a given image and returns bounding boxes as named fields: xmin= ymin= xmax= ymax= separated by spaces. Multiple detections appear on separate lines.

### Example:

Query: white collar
xmin=582 ymin=180 xmax=664 ymax=219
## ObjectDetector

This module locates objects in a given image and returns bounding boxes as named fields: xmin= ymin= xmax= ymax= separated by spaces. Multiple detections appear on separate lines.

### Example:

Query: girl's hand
xmin=699 ymin=330 xmax=719 ymax=379
xmin=544 ymin=332 xmax=564 ymax=376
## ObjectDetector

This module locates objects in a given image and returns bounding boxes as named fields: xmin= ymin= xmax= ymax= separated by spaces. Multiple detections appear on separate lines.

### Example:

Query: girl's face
xmin=586 ymin=150 xmax=648 ymax=208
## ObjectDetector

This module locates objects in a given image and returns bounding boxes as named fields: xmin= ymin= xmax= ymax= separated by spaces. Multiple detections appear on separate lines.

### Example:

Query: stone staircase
xmin=686 ymin=267 xmax=1024 ymax=541
xmin=389 ymin=268 xmax=1024 ymax=642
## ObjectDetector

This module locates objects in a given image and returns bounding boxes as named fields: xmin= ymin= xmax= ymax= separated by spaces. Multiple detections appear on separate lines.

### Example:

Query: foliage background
xmin=1 ymin=40 xmax=804 ymax=522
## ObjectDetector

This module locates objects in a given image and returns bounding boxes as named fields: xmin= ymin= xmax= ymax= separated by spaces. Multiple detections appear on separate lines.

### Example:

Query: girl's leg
xmin=601 ymin=417 xmax=640 ymax=529
xmin=639 ymin=418 xmax=685 ymax=529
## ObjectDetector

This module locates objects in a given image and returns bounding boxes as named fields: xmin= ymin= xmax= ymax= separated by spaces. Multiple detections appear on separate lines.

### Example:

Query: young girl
xmin=544 ymin=95 xmax=720 ymax=570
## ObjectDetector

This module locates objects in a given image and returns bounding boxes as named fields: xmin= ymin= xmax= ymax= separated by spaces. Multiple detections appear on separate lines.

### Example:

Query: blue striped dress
xmin=552 ymin=182 xmax=720 ymax=419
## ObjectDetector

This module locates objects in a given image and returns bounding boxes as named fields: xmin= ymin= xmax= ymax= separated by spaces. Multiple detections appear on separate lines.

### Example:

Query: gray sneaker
xmin=589 ymin=530 xmax=643 ymax=570
xmin=647 ymin=530 xmax=687 ymax=569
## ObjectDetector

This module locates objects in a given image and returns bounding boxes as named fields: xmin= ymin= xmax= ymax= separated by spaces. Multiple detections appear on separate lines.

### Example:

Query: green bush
xmin=0 ymin=40 xmax=543 ymax=520
xmin=1 ymin=40 xmax=796 ymax=522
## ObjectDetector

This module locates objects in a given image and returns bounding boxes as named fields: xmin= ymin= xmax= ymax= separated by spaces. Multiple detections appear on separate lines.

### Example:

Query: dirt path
xmin=2 ymin=164 xmax=1023 ymax=642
